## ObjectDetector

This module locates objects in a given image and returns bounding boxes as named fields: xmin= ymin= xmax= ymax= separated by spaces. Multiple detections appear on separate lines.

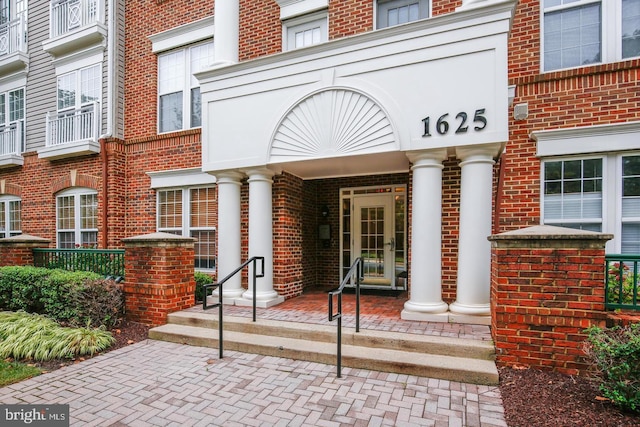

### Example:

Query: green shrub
xmin=195 ymin=271 xmax=215 ymax=302
xmin=0 ymin=267 xmax=122 ymax=329
xmin=584 ymin=323 xmax=640 ymax=413
xmin=68 ymin=279 xmax=124 ymax=329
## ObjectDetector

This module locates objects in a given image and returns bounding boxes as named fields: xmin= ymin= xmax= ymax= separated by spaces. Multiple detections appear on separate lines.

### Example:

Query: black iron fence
xmin=605 ymin=254 xmax=640 ymax=311
xmin=33 ymin=248 xmax=125 ymax=279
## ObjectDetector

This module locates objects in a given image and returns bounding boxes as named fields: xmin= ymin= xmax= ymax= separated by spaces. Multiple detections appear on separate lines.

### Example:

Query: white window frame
xmin=55 ymin=187 xmax=98 ymax=248
xmin=541 ymin=155 xmax=605 ymax=232
xmin=0 ymin=86 xmax=24 ymax=152
xmin=375 ymin=0 xmax=430 ymax=30
xmin=282 ymin=11 xmax=328 ymax=51
xmin=541 ymin=0 xmax=640 ymax=72
xmin=0 ymin=194 xmax=20 ymax=238
xmin=156 ymin=186 xmax=217 ymax=271
xmin=533 ymin=121 xmax=640 ymax=254
xmin=157 ymin=41 xmax=214 ymax=134
xmin=57 ymin=63 xmax=101 ymax=113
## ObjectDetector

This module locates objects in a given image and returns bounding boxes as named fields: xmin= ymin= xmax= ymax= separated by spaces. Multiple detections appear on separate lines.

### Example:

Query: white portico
xmin=198 ymin=0 xmax=516 ymax=321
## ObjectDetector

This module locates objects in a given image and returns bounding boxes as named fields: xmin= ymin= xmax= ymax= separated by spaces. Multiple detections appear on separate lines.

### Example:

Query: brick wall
xmin=123 ymin=233 xmax=197 ymax=325
xmin=489 ymin=226 xmax=611 ymax=375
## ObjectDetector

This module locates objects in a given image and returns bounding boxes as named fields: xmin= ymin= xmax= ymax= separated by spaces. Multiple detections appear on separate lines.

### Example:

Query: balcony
xmin=0 ymin=15 xmax=28 ymax=75
xmin=0 ymin=121 xmax=24 ymax=168
xmin=38 ymin=102 xmax=101 ymax=160
xmin=42 ymin=0 xmax=106 ymax=58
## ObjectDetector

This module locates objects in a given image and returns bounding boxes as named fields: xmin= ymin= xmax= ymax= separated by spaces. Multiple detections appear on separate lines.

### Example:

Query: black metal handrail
xmin=328 ymin=257 xmax=362 ymax=378
xmin=202 ymin=256 xmax=264 ymax=358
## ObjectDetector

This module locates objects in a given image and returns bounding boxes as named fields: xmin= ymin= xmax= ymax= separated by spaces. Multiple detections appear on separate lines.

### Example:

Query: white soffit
xmin=149 ymin=16 xmax=215 ymax=53
xmin=147 ymin=168 xmax=217 ymax=189
xmin=532 ymin=121 xmax=640 ymax=157
xmin=276 ymin=0 xmax=328 ymax=20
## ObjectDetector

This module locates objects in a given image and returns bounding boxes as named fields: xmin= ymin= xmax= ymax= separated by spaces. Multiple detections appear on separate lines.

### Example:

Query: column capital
xmin=455 ymin=143 xmax=503 ymax=164
xmin=406 ymin=148 xmax=448 ymax=167
xmin=243 ymin=167 xmax=276 ymax=183
xmin=215 ymin=170 xmax=244 ymax=184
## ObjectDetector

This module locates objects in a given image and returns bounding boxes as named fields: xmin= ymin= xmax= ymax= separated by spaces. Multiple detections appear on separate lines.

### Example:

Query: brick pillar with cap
xmin=489 ymin=225 xmax=612 ymax=375
xmin=123 ymin=232 xmax=196 ymax=326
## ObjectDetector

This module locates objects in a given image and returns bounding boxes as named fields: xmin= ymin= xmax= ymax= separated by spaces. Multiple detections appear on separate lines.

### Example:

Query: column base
xmin=213 ymin=287 xmax=245 ymax=303
xmin=237 ymin=291 xmax=285 ymax=308
xmin=403 ymin=300 xmax=449 ymax=314
xmin=449 ymin=301 xmax=490 ymax=316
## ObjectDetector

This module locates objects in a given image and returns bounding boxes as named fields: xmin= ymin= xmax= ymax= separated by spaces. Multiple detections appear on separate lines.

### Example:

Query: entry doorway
xmin=340 ymin=185 xmax=407 ymax=290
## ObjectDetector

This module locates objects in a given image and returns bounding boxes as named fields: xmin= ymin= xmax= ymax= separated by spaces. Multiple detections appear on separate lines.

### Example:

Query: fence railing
xmin=605 ymin=254 xmax=640 ymax=311
xmin=0 ymin=121 xmax=23 ymax=156
xmin=50 ymin=0 xmax=102 ymax=39
xmin=0 ymin=14 xmax=26 ymax=57
xmin=33 ymin=248 xmax=125 ymax=279
xmin=46 ymin=102 xmax=100 ymax=147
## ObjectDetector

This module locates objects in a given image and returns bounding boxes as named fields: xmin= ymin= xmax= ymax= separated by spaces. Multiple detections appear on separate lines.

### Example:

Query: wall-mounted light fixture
xmin=321 ymin=204 xmax=329 ymax=218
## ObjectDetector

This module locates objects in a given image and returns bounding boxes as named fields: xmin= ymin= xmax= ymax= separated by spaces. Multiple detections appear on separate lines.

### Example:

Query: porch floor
xmin=185 ymin=287 xmax=493 ymax=341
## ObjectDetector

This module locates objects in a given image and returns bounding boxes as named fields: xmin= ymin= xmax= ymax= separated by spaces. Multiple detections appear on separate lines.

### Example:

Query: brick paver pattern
xmin=0 ymin=339 xmax=506 ymax=426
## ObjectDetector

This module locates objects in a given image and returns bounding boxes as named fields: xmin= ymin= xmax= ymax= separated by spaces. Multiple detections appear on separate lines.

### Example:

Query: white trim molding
xmin=147 ymin=168 xmax=217 ymax=189
xmin=533 ymin=121 xmax=640 ymax=157
xmin=149 ymin=16 xmax=215 ymax=54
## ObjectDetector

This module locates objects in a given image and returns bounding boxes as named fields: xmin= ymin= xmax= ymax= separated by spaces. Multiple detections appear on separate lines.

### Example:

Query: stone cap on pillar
xmin=488 ymin=225 xmax=613 ymax=249
xmin=122 ymin=232 xmax=197 ymax=247
xmin=0 ymin=234 xmax=51 ymax=247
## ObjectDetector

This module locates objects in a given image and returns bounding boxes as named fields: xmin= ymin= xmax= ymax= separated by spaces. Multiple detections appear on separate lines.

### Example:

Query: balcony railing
xmin=605 ymin=254 xmax=640 ymax=311
xmin=50 ymin=0 xmax=101 ymax=39
xmin=0 ymin=15 xmax=26 ymax=58
xmin=0 ymin=120 xmax=23 ymax=156
xmin=45 ymin=102 xmax=100 ymax=147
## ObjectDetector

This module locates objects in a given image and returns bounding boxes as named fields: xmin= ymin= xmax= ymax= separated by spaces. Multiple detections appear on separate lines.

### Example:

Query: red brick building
xmin=0 ymin=0 xmax=638 ymax=327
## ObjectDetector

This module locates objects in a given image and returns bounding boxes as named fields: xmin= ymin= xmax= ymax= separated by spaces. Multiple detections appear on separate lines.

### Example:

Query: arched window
xmin=56 ymin=187 xmax=98 ymax=248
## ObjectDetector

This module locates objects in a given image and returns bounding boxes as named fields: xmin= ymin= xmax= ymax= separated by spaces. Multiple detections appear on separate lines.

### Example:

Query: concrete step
xmin=148 ymin=311 xmax=499 ymax=385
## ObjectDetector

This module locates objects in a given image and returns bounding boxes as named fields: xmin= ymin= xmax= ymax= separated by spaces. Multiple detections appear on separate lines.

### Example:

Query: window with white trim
xmin=55 ymin=64 xmax=101 ymax=144
xmin=56 ymin=188 xmax=98 ymax=248
xmin=283 ymin=12 xmax=327 ymax=51
xmin=0 ymin=87 xmax=24 ymax=154
xmin=158 ymin=41 xmax=214 ymax=133
xmin=542 ymin=153 xmax=640 ymax=254
xmin=157 ymin=186 xmax=216 ymax=270
xmin=376 ymin=0 xmax=429 ymax=29
xmin=542 ymin=0 xmax=640 ymax=72
xmin=0 ymin=195 xmax=20 ymax=238
xmin=543 ymin=158 xmax=603 ymax=232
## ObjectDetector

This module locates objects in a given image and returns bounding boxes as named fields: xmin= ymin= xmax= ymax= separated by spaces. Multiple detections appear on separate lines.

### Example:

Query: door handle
xmin=385 ymin=238 xmax=395 ymax=251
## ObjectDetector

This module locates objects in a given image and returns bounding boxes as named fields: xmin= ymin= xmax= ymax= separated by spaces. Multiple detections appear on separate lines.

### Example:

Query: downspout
xmin=100 ymin=0 xmax=116 ymax=248
xmin=493 ymin=149 xmax=506 ymax=235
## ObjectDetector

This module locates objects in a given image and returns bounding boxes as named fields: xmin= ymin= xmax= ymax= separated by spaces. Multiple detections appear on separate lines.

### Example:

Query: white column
xmin=215 ymin=171 xmax=244 ymax=300
xmin=213 ymin=0 xmax=239 ymax=66
xmin=449 ymin=144 xmax=501 ymax=320
xmin=402 ymin=150 xmax=449 ymax=321
xmin=238 ymin=168 xmax=284 ymax=308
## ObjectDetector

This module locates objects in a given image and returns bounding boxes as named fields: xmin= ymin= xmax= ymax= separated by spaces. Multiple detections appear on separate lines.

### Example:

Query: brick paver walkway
xmin=0 ymin=340 xmax=506 ymax=426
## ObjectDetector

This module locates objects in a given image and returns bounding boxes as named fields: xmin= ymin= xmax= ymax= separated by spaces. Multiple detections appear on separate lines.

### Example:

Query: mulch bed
xmin=499 ymin=366 xmax=640 ymax=427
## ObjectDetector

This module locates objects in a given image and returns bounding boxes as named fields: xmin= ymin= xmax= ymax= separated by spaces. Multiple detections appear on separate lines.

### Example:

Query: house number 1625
xmin=421 ymin=108 xmax=487 ymax=137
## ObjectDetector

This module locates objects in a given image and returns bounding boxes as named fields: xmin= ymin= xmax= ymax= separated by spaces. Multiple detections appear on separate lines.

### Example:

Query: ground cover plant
xmin=0 ymin=359 xmax=41 ymax=386
xmin=0 ymin=312 xmax=114 ymax=361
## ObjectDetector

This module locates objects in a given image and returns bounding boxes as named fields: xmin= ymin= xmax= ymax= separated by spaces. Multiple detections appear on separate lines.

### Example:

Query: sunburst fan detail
xmin=270 ymin=89 xmax=395 ymax=162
